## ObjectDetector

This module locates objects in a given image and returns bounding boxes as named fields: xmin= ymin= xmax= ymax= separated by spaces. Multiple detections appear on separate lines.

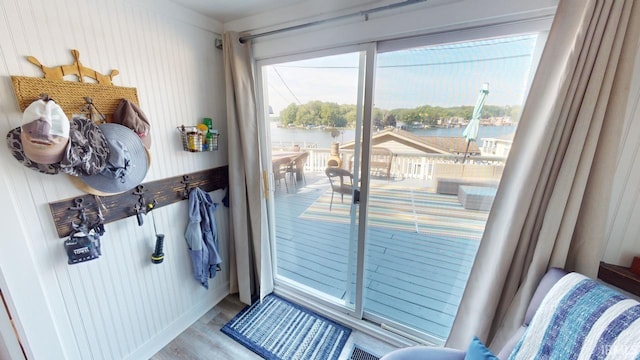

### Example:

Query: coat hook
xmin=82 ymin=96 xmax=106 ymax=124
xmin=132 ymin=185 xmax=147 ymax=226
xmin=133 ymin=185 xmax=146 ymax=204
xmin=133 ymin=184 xmax=145 ymax=197
xmin=181 ymin=175 xmax=192 ymax=199
xmin=69 ymin=198 xmax=88 ymax=225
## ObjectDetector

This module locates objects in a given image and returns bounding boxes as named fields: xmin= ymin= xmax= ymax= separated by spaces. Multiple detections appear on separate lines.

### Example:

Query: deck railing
xmin=275 ymin=147 xmax=507 ymax=187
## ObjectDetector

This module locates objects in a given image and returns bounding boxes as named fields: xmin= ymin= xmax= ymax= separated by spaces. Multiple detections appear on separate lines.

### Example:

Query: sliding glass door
xmin=258 ymin=32 xmax=542 ymax=343
xmin=360 ymin=35 xmax=541 ymax=342
xmin=259 ymin=47 xmax=368 ymax=313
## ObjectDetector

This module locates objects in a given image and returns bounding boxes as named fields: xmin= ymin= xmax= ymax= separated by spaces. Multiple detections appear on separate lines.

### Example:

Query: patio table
xmin=272 ymin=151 xmax=307 ymax=181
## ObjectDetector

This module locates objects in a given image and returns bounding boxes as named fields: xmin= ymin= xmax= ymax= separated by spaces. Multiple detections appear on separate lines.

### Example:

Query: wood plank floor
xmin=151 ymin=294 xmax=398 ymax=359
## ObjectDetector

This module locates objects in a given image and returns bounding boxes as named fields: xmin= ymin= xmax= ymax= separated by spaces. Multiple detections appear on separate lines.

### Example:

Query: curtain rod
xmin=239 ymin=0 xmax=428 ymax=43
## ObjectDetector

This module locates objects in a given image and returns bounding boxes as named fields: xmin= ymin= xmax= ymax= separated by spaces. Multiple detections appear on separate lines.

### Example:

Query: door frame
xmin=255 ymin=43 xmax=377 ymax=318
xmin=255 ymin=17 xmax=553 ymax=346
xmin=0 ymin=271 xmax=26 ymax=360
xmin=353 ymin=42 xmax=377 ymax=319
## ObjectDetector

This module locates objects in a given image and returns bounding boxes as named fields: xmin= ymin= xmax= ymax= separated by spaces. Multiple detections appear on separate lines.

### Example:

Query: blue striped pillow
xmin=509 ymin=273 xmax=640 ymax=359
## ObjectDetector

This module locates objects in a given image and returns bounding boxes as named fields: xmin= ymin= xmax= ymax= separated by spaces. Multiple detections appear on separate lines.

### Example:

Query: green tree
xmin=383 ymin=113 xmax=396 ymax=128
xmin=292 ymin=101 xmax=317 ymax=126
xmin=320 ymin=102 xmax=342 ymax=127
xmin=372 ymin=108 xmax=384 ymax=128
xmin=281 ymin=100 xmax=523 ymax=127
xmin=341 ymin=104 xmax=357 ymax=127
xmin=280 ymin=103 xmax=298 ymax=126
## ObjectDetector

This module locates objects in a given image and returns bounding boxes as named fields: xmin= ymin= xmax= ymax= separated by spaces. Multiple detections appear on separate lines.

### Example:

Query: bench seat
xmin=458 ymin=185 xmax=497 ymax=211
xmin=436 ymin=177 xmax=498 ymax=195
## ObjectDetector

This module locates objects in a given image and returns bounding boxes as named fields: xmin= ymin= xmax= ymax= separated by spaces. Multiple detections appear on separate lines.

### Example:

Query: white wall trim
xmin=0 ymin=271 xmax=25 ymax=360
xmin=0 ymin=173 xmax=66 ymax=359
xmin=124 ymin=282 xmax=230 ymax=360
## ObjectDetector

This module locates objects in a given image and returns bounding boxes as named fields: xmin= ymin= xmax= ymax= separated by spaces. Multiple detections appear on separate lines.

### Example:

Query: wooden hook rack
xmin=49 ymin=166 xmax=228 ymax=238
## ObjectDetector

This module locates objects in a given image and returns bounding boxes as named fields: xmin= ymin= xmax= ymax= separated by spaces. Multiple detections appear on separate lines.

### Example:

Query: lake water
xmin=269 ymin=121 xmax=516 ymax=148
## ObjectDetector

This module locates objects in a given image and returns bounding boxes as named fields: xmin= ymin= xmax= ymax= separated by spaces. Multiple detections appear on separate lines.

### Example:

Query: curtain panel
xmin=446 ymin=0 xmax=640 ymax=351
xmin=223 ymin=32 xmax=274 ymax=305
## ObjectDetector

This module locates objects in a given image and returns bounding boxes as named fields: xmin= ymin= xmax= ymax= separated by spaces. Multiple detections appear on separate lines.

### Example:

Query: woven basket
xmin=11 ymin=76 xmax=139 ymax=118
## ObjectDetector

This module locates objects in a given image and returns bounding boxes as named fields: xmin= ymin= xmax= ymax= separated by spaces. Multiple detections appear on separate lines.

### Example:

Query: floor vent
xmin=349 ymin=345 xmax=380 ymax=360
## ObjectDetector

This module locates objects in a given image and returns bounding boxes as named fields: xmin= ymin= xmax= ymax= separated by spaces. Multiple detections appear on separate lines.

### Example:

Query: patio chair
xmin=325 ymin=167 xmax=353 ymax=211
xmin=370 ymin=147 xmax=393 ymax=181
xmin=348 ymin=146 xmax=393 ymax=181
xmin=273 ymin=157 xmax=290 ymax=192
xmin=287 ymin=151 xmax=309 ymax=186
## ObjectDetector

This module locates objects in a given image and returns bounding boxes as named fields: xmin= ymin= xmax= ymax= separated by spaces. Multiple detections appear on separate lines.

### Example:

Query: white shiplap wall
xmin=604 ymin=43 xmax=640 ymax=266
xmin=0 ymin=0 xmax=229 ymax=359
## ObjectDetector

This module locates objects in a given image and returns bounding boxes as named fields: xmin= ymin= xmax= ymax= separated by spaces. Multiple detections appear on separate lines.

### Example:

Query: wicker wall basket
xmin=11 ymin=76 xmax=139 ymax=119
xmin=177 ymin=126 xmax=219 ymax=152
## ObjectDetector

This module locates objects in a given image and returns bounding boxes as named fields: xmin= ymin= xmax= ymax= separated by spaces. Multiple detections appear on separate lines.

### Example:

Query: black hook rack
xmin=49 ymin=166 xmax=229 ymax=238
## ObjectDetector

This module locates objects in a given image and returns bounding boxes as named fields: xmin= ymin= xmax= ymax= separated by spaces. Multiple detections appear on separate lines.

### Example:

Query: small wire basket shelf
xmin=177 ymin=126 xmax=219 ymax=152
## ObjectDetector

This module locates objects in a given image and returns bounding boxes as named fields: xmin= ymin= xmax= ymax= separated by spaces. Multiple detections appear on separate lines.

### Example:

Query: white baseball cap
xmin=20 ymin=99 xmax=70 ymax=164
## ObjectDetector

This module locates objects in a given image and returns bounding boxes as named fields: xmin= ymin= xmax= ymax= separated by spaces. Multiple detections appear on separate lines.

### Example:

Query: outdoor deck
xmin=272 ymin=171 xmax=488 ymax=341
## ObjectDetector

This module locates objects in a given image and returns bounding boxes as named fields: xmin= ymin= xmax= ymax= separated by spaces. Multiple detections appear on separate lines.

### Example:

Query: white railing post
xmin=272 ymin=146 xmax=506 ymax=181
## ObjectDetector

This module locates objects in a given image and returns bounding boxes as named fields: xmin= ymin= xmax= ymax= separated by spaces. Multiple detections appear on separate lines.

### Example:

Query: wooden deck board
xmin=368 ymin=245 xmax=476 ymax=272
xmin=365 ymin=285 xmax=456 ymax=324
xmin=366 ymin=264 xmax=468 ymax=297
xmin=276 ymin=227 xmax=350 ymax=253
xmin=277 ymin=248 xmax=347 ymax=278
xmin=367 ymin=280 xmax=462 ymax=312
xmin=364 ymin=292 xmax=452 ymax=339
xmin=276 ymin=222 xmax=351 ymax=252
xmin=271 ymin=173 xmax=484 ymax=340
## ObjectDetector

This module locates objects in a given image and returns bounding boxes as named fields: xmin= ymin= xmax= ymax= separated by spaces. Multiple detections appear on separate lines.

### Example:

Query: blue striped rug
xmin=221 ymin=294 xmax=351 ymax=360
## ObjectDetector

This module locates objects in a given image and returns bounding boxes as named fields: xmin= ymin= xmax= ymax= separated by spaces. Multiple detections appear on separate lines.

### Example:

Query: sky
xmin=264 ymin=34 xmax=539 ymax=115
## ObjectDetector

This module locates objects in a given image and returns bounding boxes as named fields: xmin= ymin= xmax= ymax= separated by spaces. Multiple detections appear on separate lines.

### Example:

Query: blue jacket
xmin=185 ymin=187 xmax=222 ymax=288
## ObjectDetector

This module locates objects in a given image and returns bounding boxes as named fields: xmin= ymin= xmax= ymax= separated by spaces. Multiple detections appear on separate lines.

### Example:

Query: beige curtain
xmin=223 ymin=31 xmax=274 ymax=305
xmin=446 ymin=0 xmax=640 ymax=352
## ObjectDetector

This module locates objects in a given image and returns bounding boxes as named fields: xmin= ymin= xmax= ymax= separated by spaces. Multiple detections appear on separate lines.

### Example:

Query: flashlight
xmin=148 ymin=202 xmax=165 ymax=264
xmin=151 ymin=234 xmax=165 ymax=264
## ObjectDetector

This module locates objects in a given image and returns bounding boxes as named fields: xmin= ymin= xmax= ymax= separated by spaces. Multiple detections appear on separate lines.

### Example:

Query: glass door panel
xmin=261 ymin=51 xmax=365 ymax=310
xmin=362 ymin=35 xmax=540 ymax=342
xmin=259 ymin=34 xmax=543 ymax=344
